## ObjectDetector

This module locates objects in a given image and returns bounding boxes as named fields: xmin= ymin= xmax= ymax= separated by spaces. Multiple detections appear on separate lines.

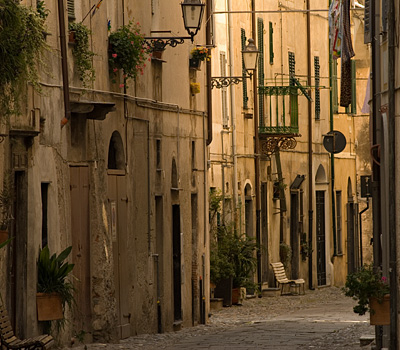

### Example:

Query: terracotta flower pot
xmin=370 ymin=294 xmax=390 ymax=325
xmin=36 ymin=293 xmax=63 ymax=321
xmin=0 ymin=230 xmax=8 ymax=245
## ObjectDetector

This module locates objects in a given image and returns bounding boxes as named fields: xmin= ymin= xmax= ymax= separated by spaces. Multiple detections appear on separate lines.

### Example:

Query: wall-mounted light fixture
xmin=144 ymin=0 xmax=205 ymax=51
xmin=211 ymin=38 xmax=259 ymax=89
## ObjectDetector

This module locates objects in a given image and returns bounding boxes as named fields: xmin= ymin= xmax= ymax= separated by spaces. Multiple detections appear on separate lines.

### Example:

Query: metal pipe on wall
xmin=306 ymin=0 xmax=314 ymax=290
xmin=206 ymin=0 xmax=213 ymax=145
xmin=57 ymin=0 xmax=71 ymax=126
xmin=388 ymin=0 xmax=397 ymax=346
xmin=251 ymin=0 xmax=262 ymax=290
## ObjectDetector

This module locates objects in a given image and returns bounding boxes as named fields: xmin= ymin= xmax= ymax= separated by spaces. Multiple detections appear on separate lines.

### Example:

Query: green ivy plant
xmin=342 ymin=264 xmax=390 ymax=316
xmin=0 ymin=0 xmax=48 ymax=117
xmin=68 ymin=22 xmax=95 ymax=89
xmin=108 ymin=20 xmax=151 ymax=88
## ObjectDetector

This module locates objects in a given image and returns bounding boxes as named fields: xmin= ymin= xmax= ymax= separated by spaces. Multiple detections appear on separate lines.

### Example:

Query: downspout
xmin=251 ymin=0 xmax=262 ymax=290
xmin=227 ymin=0 xmax=238 ymax=221
xmin=388 ymin=0 xmax=397 ymax=346
xmin=328 ymin=0 xmax=337 ymax=258
xmin=370 ymin=1 xmax=383 ymax=348
xmin=206 ymin=0 xmax=213 ymax=145
xmin=58 ymin=0 xmax=71 ymax=126
xmin=306 ymin=0 xmax=314 ymax=290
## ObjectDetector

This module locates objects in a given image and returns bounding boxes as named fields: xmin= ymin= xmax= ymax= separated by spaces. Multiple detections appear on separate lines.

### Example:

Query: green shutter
xmin=269 ymin=22 xmax=274 ymax=65
xmin=241 ymin=28 xmax=248 ymax=109
xmin=67 ymin=0 xmax=75 ymax=20
xmin=258 ymin=18 xmax=264 ymax=126
xmin=314 ymin=56 xmax=320 ymax=120
xmin=289 ymin=52 xmax=295 ymax=84
xmin=331 ymin=59 xmax=338 ymax=114
xmin=351 ymin=59 xmax=357 ymax=114
xmin=288 ymin=52 xmax=298 ymax=128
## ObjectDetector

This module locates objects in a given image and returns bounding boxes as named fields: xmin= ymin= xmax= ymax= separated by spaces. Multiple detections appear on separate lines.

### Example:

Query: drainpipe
xmin=251 ymin=0 xmax=262 ymax=291
xmin=206 ymin=0 xmax=213 ymax=145
xmin=58 ymin=0 xmax=71 ymax=126
xmin=328 ymin=1 xmax=337 ymax=257
xmin=388 ymin=0 xmax=397 ymax=346
xmin=370 ymin=1 xmax=383 ymax=348
xmin=306 ymin=0 xmax=313 ymax=290
xmin=227 ymin=0 xmax=238 ymax=221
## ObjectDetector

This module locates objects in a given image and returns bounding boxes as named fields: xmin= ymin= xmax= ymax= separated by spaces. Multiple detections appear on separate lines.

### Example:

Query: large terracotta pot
xmin=36 ymin=293 xmax=63 ymax=321
xmin=0 ymin=230 xmax=8 ymax=244
xmin=370 ymin=294 xmax=390 ymax=325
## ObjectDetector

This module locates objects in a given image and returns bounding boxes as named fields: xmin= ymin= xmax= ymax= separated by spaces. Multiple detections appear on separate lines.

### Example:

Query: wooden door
xmin=316 ymin=191 xmax=326 ymax=286
xmin=70 ymin=166 xmax=91 ymax=333
xmin=290 ymin=192 xmax=300 ymax=279
xmin=108 ymin=173 xmax=129 ymax=339
xmin=172 ymin=205 xmax=182 ymax=322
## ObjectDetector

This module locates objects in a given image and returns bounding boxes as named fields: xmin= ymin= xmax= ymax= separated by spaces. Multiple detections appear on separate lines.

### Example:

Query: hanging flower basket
xmin=370 ymin=294 xmax=390 ymax=325
xmin=189 ymin=58 xmax=201 ymax=70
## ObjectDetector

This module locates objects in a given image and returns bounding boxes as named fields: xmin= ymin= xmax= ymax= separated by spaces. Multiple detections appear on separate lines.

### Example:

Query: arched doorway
xmin=106 ymin=131 xmax=129 ymax=339
xmin=315 ymin=165 xmax=327 ymax=286
xmin=346 ymin=178 xmax=359 ymax=273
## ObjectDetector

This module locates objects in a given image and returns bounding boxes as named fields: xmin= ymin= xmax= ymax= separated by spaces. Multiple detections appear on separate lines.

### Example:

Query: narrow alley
xmin=64 ymin=288 xmax=374 ymax=350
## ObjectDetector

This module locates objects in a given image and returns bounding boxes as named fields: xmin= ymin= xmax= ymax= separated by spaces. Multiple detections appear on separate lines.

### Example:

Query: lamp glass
xmin=181 ymin=0 xmax=205 ymax=34
xmin=242 ymin=38 xmax=259 ymax=72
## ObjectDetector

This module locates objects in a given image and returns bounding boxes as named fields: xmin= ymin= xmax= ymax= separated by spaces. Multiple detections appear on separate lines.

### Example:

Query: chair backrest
xmin=0 ymin=304 xmax=17 ymax=345
xmin=270 ymin=262 xmax=290 ymax=284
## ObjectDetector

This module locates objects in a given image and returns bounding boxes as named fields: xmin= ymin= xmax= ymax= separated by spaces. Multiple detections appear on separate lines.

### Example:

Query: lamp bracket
xmin=144 ymin=37 xmax=191 ymax=51
xmin=211 ymin=76 xmax=251 ymax=89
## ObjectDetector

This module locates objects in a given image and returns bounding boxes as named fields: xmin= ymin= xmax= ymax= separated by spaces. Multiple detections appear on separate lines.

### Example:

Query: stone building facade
xmin=208 ymin=0 xmax=370 ymax=293
xmin=0 ymin=0 xmax=209 ymax=344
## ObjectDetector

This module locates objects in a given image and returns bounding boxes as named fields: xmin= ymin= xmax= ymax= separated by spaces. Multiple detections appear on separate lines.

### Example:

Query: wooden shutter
xmin=364 ymin=0 xmax=371 ymax=43
xmin=351 ymin=59 xmax=357 ymax=115
xmin=220 ymin=52 xmax=229 ymax=128
xmin=241 ymin=29 xmax=248 ymax=109
xmin=331 ymin=60 xmax=338 ymax=114
xmin=67 ymin=0 xmax=75 ymax=20
xmin=269 ymin=22 xmax=274 ymax=65
xmin=314 ymin=56 xmax=320 ymax=120
xmin=258 ymin=18 xmax=264 ymax=126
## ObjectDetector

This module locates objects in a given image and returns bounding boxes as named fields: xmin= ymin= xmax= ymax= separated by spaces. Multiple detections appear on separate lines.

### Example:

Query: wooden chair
xmin=0 ymin=304 xmax=54 ymax=350
xmin=270 ymin=262 xmax=305 ymax=295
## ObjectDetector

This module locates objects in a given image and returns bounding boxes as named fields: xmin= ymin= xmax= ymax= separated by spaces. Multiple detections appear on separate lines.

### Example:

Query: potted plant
xmin=37 ymin=245 xmax=75 ymax=321
xmin=189 ymin=46 xmax=210 ymax=70
xmin=342 ymin=264 xmax=390 ymax=325
xmin=209 ymin=190 xmax=258 ymax=306
xmin=68 ymin=22 xmax=95 ymax=89
xmin=0 ymin=172 xmax=13 ymax=244
xmin=108 ymin=20 xmax=151 ymax=88
xmin=0 ymin=0 xmax=48 ymax=117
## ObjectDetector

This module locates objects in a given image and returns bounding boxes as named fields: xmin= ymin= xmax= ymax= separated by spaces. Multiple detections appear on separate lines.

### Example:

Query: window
xmin=191 ymin=140 xmax=196 ymax=170
xmin=336 ymin=191 xmax=343 ymax=255
xmin=156 ymin=139 xmax=161 ymax=170
xmin=220 ymin=52 xmax=229 ymax=128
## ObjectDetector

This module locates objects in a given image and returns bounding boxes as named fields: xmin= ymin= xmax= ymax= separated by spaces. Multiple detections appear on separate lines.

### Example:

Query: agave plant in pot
xmin=37 ymin=245 xmax=75 ymax=321
xmin=342 ymin=264 xmax=390 ymax=325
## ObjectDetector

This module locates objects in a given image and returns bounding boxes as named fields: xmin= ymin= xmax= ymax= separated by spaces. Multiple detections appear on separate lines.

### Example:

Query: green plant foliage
xmin=37 ymin=245 xmax=75 ymax=311
xmin=0 ymin=172 xmax=13 ymax=231
xmin=36 ymin=0 xmax=49 ymax=20
xmin=342 ymin=264 xmax=390 ymax=315
xmin=108 ymin=20 xmax=151 ymax=88
xmin=279 ymin=242 xmax=292 ymax=269
xmin=0 ymin=0 xmax=48 ymax=116
xmin=209 ymin=189 xmax=258 ymax=290
xmin=68 ymin=22 xmax=95 ymax=89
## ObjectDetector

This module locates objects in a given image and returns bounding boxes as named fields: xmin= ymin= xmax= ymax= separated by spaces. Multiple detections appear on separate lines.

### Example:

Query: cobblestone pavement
xmin=65 ymin=287 xmax=375 ymax=349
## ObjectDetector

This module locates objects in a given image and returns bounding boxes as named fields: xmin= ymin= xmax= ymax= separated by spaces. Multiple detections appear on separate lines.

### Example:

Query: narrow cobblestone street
xmin=65 ymin=287 xmax=375 ymax=349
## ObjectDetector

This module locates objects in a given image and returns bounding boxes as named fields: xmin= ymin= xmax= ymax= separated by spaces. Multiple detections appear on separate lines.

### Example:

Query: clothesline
xmin=212 ymin=8 xmax=364 ymax=15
